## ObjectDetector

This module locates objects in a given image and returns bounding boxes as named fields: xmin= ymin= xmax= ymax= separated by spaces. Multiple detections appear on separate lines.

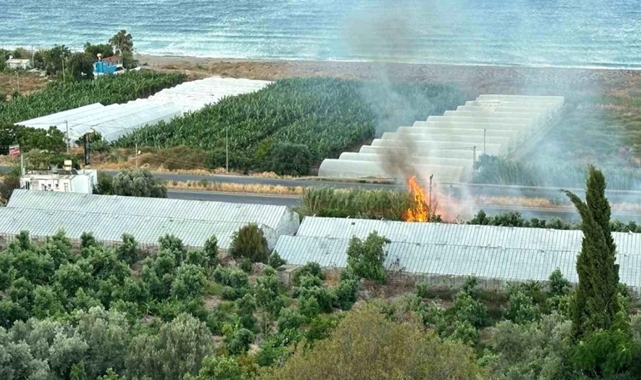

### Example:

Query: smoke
xmin=338 ymin=0 xmax=641 ymax=221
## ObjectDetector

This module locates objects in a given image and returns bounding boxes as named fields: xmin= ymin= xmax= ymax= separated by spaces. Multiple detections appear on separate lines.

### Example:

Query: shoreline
xmin=135 ymin=54 xmax=641 ymax=95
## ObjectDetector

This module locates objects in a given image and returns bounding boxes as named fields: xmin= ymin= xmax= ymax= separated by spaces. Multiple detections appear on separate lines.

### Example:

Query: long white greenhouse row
xmin=318 ymin=94 xmax=565 ymax=183
xmin=14 ymin=76 xmax=272 ymax=143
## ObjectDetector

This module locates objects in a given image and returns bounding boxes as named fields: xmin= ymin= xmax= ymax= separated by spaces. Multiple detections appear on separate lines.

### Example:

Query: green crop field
xmin=114 ymin=78 xmax=466 ymax=173
xmin=0 ymin=71 xmax=186 ymax=125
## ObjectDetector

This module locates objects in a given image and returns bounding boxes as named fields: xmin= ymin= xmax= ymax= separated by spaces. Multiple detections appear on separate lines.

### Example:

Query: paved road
xmin=4 ymin=166 xmax=640 ymax=204
xmin=167 ymin=190 xmax=641 ymax=223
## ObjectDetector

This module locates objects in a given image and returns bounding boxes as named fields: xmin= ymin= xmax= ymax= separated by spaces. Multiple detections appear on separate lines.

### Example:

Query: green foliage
xmin=114 ymin=78 xmax=465 ymax=173
xmin=171 ymin=264 xmax=207 ymax=300
xmin=93 ymin=172 xmax=114 ymax=195
xmin=66 ymin=52 xmax=95 ymax=80
xmin=473 ymin=154 xmax=641 ymax=190
xmin=224 ymin=326 xmax=255 ymax=355
xmin=346 ymin=232 xmax=390 ymax=284
xmin=229 ymin=224 xmax=270 ymax=263
xmin=112 ymin=169 xmax=167 ymax=198
xmin=127 ymin=313 xmax=213 ymax=380
xmin=334 ymin=276 xmax=359 ymax=311
xmin=262 ymin=142 xmax=312 ymax=176
xmin=84 ymin=42 xmax=114 ymax=59
xmin=1 ymin=71 xmax=185 ymax=126
xmin=504 ymin=291 xmax=541 ymax=325
xmin=277 ymin=308 xmax=307 ymax=333
xmin=236 ymin=293 xmax=257 ymax=331
xmin=571 ymin=328 xmax=641 ymax=377
xmin=267 ymin=252 xmax=286 ymax=268
xmin=187 ymin=355 xmax=244 ymax=380
xmin=300 ymin=187 xmax=413 ymax=220
xmin=212 ymin=266 xmax=252 ymax=301
xmin=565 ymin=166 xmax=620 ymax=339
xmin=255 ymin=270 xmax=285 ymax=316
xmin=109 ymin=30 xmax=134 ymax=55
xmin=116 ymin=234 xmax=140 ymax=265
xmin=292 ymin=262 xmax=324 ymax=286
xmin=203 ymin=236 xmax=220 ymax=271
xmin=451 ymin=290 xmax=490 ymax=329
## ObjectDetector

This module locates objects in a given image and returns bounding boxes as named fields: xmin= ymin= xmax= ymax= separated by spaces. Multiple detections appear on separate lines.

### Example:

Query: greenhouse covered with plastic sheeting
xmin=15 ymin=101 xmax=182 ymax=143
xmin=318 ymin=94 xmax=565 ymax=183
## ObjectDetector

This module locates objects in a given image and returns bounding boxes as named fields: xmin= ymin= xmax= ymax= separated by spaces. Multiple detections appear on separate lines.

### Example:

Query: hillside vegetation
xmin=114 ymin=78 xmax=466 ymax=174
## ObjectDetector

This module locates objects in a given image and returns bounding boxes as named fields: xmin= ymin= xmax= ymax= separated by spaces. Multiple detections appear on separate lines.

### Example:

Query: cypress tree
xmin=564 ymin=166 xmax=620 ymax=339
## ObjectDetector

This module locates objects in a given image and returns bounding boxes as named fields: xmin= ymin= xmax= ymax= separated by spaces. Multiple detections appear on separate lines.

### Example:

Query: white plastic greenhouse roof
xmin=15 ymin=102 xmax=182 ymax=143
xmin=143 ymin=76 xmax=272 ymax=113
xmin=14 ymin=76 xmax=272 ymax=142
xmin=318 ymin=94 xmax=564 ymax=182
xmin=273 ymin=235 xmax=641 ymax=291
xmin=8 ymin=189 xmax=299 ymax=235
xmin=295 ymin=217 xmax=641 ymax=256
xmin=0 ymin=207 xmax=275 ymax=249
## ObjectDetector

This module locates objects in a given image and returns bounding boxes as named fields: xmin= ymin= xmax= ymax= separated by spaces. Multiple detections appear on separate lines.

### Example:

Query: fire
xmin=403 ymin=176 xmax=431 ymax=222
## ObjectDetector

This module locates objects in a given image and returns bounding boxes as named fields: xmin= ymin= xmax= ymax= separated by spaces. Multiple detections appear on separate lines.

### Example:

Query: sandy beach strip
xmin=136 ymin=54 xmax=641 ymax=95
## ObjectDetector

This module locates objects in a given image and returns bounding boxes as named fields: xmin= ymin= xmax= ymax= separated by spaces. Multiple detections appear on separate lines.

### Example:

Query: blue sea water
xmin=2 ymin=0 xmax=641 ymax=68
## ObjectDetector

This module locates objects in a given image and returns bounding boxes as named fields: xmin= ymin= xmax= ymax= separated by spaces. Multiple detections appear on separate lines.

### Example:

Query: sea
xmin=2 ymin=0 xmax=641 ymax=69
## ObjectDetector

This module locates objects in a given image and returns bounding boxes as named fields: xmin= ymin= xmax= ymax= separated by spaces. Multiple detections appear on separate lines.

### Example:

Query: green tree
xmin=261 ymin=142 xmax=312 ymax=176
xmin=261 ymin=304 xmax=483 ymax=380
xmin=108 ymin=30 xmax=134 ymax=55
xmin=229 ymin=224 xmax=270 ymax=263
xmin=66 ymin=52 xmax=94 ymax=80
xmin=171 ymin=264 xmax=207 ymax=300
xmin=0 ymin=165 xmax=21 ymax=204
xmin=112 ymin=169 xmax=167 ymax=198
xmin=74 ymin=307 xmax=130 ymax=379
xmin=84 ymin=43 xmax=114 ymax=59
xmin=94 ymin=171 xmax=114 ymax=195
xmin=203 ymin=236 xmax=219 ymax=271
xmin=126 ymin=313 xmax=213 ymax=380
xmin=564 ymin=166 xmax=620 ymax=338
xmin=186 ymin=355 xmax=243 ymax=380
xmin=346 ymin=232 xmax=390 ymax=284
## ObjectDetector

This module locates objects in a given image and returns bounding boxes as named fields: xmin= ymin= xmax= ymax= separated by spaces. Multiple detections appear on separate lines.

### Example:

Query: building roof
xmin=102 ymin=56 xmax=120 ymax=63
xmin=274 ymin=235 xmax=641 ymax=290
xmin=8 ymin=189 xmax=293 ymax=231
xmin=295 ymin=217 xmax=641 ymax=256
xmin=0 ymin=207 xmax=271 ymax=249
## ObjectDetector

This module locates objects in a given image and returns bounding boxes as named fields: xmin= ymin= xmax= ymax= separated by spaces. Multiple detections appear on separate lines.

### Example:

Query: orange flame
xmin=403 ymin=176 xmax=430 ymax=222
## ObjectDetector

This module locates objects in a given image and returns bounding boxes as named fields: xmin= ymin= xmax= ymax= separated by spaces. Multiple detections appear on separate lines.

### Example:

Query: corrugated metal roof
xmin=296 ymin=217 xmax=641 ymax=255
xmin=0 ymin=207 xmax=273 ymax=249
xmin=8 ymin=189 xmax=291 ymax=231
xmin=274 ymin=235 xmax=641 ymax=288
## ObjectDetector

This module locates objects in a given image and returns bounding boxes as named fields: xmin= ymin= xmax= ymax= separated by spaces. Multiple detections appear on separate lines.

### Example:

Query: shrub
xmin=260 ymin=142 xmax=312 ymax=176
xmin=504 ymin=291 xmax=541 ymax=325
xmin=299 ymin=296 xmax=321 ymax=320
xmin=292 ymin=262 xmax=324 ymax=286
xmin=277 ymin=308 xmax=307 ymax=333
xmin=229 ymin=224 xmax=270 ymax=263
xmin=451 ymin=291 xmax=490 ymax=329
xmin=268 ymin=252 xmax=286 ymax=268
xmin=346 ymin=232 xmax=390 ymax=284
xmin=335 ymin=278 xmax=359 ymax=311
xmin=226 ymin=327 xmax=255 ymax=355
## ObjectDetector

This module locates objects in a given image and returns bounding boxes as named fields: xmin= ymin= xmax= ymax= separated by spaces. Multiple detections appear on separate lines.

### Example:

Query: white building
xmin=20 ymin=166 xmax=97 ymax=194
xmin=6 ymin=58 xmax=31 ymax=70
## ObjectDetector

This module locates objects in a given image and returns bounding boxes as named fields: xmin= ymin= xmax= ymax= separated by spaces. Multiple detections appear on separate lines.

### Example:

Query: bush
xmin=335 ymin=278 xmax=359 ymax=310
xmin=111 ymin=169 xmax=167 ymax=198
xmin=225 ymin=327 xmax=255 ymax=355
xmin=292 ymin=262 xmax=324 ymax=286
xmin=299 ymin=296 xmax=321 ymax=320
xmin=504 ymin=291 xmax=541 ymax=325
xmin=346 ymin=232 xmax=390 ymax=284
xmin=268 ymin=252 xmax=286 ymax=268
xmin=451 ymin=291 xmax=490 ymax=329
xmin=277 ymin=308 xmax=307 ymax=333
xmin=260 ymin=142 xmax=312 ymax=176
xmin=229 ymin=224 xmax=270 ymax=263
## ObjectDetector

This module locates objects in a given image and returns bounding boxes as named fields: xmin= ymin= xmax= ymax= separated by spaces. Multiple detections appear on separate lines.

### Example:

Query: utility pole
xmin=428 ymin=174 xmax=433 ymax=218
xmin=65 ymin=121 xmax=70 ymax=154
xmin=483 ymin=129 xmax=486 ymax=155
xmin=225 ymin=125 xmax=229 ymax=173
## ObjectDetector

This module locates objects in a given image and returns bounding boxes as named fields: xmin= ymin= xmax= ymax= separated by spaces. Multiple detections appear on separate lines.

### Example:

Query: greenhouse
xmin=295 ymin=217 xmax=641 ymax=256
xmin=8 ymin=189 xmax=299 ymax=238
xmin=15 ymin=102 xmax=182 ymax=143
xmin=317 ymin=160 xmax=466 ymax=182
xmin=317 ymin=94 xmax=564 ymax=181
xmin=273 ymin=235 xmax=641 ymax=293
xmin=0 ymin=207 xmax=277 ymax=251
xmin=143 ymin=76 xmax=272 ymax=113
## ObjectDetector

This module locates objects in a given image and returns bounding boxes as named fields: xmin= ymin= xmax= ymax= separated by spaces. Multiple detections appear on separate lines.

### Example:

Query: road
xmin=3 ymin=165 xmax=640 ymax=206
xmin=167 ymin=190 xmax=641 ymax=223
